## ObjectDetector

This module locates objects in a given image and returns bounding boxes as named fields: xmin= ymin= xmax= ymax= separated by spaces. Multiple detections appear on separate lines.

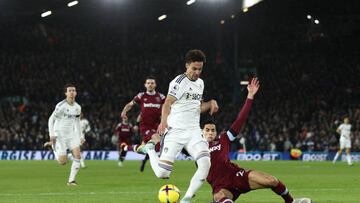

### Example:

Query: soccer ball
xmin=290 ymin=148 xmax=302 ymax=159
xmin=158 ymin=184 xmax=180 ymax=203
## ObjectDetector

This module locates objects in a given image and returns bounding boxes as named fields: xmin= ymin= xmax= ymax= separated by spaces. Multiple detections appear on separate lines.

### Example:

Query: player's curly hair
xmin=185 ymin=49 xmax=206 ymax=64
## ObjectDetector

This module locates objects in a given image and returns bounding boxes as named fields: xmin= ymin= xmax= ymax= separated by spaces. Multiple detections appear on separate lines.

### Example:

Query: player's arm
xmin=336 ymin=125 xmax=341 ymax=134
xmin=47 ymin=105 xmax=63 ymax=144
xmin=200 ymin=99 xmax=219 ymax=115
xmin=121 ymin=100 xmax=136 ymax=119
xmin=227 ymin=78 xmax=260 ymax=141
xmin=77 ymin=110 xmax=85 ymax=145
xmin=157 ymin=95 xmax=176 ymax=135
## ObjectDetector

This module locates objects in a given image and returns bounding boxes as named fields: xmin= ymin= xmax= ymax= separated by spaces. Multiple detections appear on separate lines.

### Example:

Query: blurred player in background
xmin=137 ymin=50 xmax=218 ymax=203
xmin=44 ymin=83 xmax=83 ymax=185
xmin=121 ymin=76 xmax=165 ymax=171
xmin=204 ymin=78 xmax=311 ymax=203
xmin=333 ymin=117 xmax=353 ymax=165
xmin=79 ymin=112 xmax=90 ymax=168
xmin=115 ymin=117 xmax=136 ymax=167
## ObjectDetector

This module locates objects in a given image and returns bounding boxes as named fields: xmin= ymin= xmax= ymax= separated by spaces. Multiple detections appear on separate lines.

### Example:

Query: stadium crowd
xmin=1 ymin=8 xmax=359 ymax=152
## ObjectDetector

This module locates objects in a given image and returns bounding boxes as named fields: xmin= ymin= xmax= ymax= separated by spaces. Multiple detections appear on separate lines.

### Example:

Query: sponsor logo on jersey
xmin=143 ymin=103 xmax=161 ymax=108
xmin=64 ymin=114 xmax=79 ymax=119
xmin=209 ymin=144 xmax=221 ymax=152
xmin=185 ymin=93 xmax=202 ymax=101
xmin=121 ymin=128 xmax=130 ymax=132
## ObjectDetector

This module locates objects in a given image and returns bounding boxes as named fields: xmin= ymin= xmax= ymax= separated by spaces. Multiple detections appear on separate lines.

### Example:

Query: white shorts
xmin=159 ymin=127 xmax=209 ymax=163
xmin=340 ymin=138 xmax=351 ymax=149
xmin=54 ymin=131 xmax=80 ymax=156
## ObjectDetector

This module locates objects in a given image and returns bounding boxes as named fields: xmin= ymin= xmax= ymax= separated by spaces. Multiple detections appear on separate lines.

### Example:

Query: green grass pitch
xmin=0 ymin=160 xmax=359 ymax=203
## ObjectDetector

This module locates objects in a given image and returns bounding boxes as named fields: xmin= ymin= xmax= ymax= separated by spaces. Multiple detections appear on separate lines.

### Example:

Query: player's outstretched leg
xmin=140 ymin=141 xmax=172 ymax=178
xmin=248 ymin=170 xmax=294 ymax=203
xmin=181 ymin=141 xmax=211 ymax=203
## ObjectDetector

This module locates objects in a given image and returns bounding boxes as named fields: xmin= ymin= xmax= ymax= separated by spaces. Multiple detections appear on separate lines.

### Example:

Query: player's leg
xmin=333 ymin=142 xmax=344 ymax=163
xmin=248 ymin=170 xmax=293 ymax=203
xmin=213 ymin=189 xmax=234 ymax=203
xmin=54 ymin=136 xmax=68 ymax=165
xmin=79 ymin=147 xmax=86 ymax=168
xmin=118 ymin=142 xmax=127 ymax=167
xmin=67 ymin=138 xmax=81 ymax=185
xmin=345 ymin=147 xmax=353 ymax=165
xmin=182 ymin=131 xmax=211 ymax=202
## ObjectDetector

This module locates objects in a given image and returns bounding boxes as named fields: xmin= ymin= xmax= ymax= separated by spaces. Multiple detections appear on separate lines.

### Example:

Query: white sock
xmin=80 ymin=158 xmax=85 ymax=168
xmin=346 ymin=154 xmax=352 ymax=165
xmin=333 ymin=152 xmax=340 ymax=162
xmin=148 ymin=149 xmax=171 ymax=178
xmin=68 ymin=159 xmax=80 ymax=182
xmin=183 ymin=156 xmax=211 ymax=200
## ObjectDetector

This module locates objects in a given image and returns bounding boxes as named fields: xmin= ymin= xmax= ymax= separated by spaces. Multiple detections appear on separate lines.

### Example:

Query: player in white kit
xmin=137 ymin=50 xmax=219 ymax=203
xmin=45 ymin=84 xmax=83 ymax=185
xmin=333 ymin=117 xmax=353 ymax=165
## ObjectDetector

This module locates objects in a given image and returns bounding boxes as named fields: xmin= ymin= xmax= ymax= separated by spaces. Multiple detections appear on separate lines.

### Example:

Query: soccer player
xmin=138 ymin=49 xmax=219 ymax=203
xmin=79 ymin=112 xmax=90 ymax=168
xmin=333 ymin=117 xmax=353 ymax=165
xmin=115 ymin=117 xmax=134 ymax=167
xmin=121 ymin=76 xmax=165 ymax=171
xmin=204 ymin=78 xmax=311 ymax=203
xmin=45 ymin=83 xmax=83 ymax=185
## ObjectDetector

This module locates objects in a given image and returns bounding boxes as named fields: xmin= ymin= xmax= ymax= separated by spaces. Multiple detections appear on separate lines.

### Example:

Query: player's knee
xmin=58 ymin=159 xmax=67 ymax=165
xmin=156 ymin=162 xmax=172 ymax=179
xmin=213 ymin=191 xmax=227 ymax=202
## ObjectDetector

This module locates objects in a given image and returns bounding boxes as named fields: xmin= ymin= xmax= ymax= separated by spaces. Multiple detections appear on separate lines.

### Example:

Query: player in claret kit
xmin=204 ymin=78 xmax=311 ymax=203
xmin=115 ymin=117 xmax=135 ymax=167
xmin=121 ymin=76 xmax=165 ymax=171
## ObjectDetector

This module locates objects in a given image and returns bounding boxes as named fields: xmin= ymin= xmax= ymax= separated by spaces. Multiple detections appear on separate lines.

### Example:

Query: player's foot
xmin=81 ymin=165 xmax=87 ymax=169
xmin=292 ymin=198 xmax=312 ymax=203
xmin=136 ymin=141 xmax=155 ymax=154
xmin=348 ymin=163 xmax=354 ymax=166
xmin=118 ymin=161 xmax=123 ymax=167
xmin=67 ymin=181 xmax=78 ymax=186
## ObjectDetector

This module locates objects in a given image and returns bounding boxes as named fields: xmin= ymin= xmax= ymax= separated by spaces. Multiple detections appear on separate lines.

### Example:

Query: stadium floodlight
xmin=41 ymin=11 xmax=52 ymax=18
xmin=243 ymin=7 xmax=249 ymax=12
xmin=314 ymin=19 xmax=320 ymax=24
xmin=220 ymin=20 xmax=225 ymax=24
xmin=186 ymin=0 xmax=196 ymax=6
xmin=307 ymin=15 xmax=312 ymax=20
xmin=158 ymin=14 xmax=167 ymax=21
xmin=67 ymin=1 xmax=79 ymax=7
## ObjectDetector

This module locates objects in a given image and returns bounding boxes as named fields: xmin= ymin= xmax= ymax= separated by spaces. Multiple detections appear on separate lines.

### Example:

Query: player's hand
xmin=209 ymin=99 xmax=219 ymax=115
xmin=157 ymin=122 xmax=168 ymax=135
xmin=121 ymin=112 xmax=128 ymax=119
xmin=247 ymin=78 xmax=260 ymax=99
xmin=80 ymin=138 xmax=86 ymax=145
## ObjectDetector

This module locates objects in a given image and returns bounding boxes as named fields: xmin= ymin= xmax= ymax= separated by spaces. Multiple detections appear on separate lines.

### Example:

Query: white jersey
xmin=338 ymin=123 xmax=351 ymax=140
xmin=80 ymin=118 xmax=91 ymax=138
xmin=167 ymin=74 xmax=204 ymax=129
xmin=48 ymin=100 xmax=81 ymax=139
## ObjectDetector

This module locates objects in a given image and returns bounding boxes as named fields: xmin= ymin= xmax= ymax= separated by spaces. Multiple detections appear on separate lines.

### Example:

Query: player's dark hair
xmin=145 ymin=75 xmax=156 ymax=82
xmin=185 ymin=49 xmax=206 ymax=64
xmin=201 ymin=118 xmax=217 ymax=129
xmin=64 ymin=83 xmax=76 ymax=93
